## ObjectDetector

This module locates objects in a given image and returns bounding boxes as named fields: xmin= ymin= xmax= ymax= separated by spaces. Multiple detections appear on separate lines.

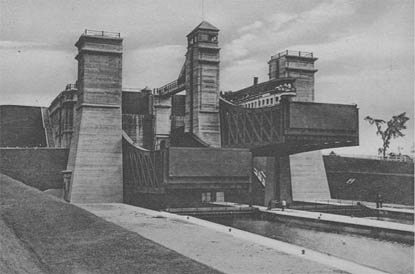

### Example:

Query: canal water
xmin=202 ymin=215 xmax=414 ymax=274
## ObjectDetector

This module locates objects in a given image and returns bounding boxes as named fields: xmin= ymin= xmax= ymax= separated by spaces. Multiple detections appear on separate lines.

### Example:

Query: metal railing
xmin=154 ymin=79 xmax=185 ymax=97
xmin=271 ymin=50 xmax=313 ymax=59
xmin=253 ymin=168 xmax=266 ymax=187
xmin=65 ymin=83 xmax=77 ymax=90
xmin=325 ymin=153 xmax=414 ymax=162
xmin=122 ymin=87 xmax=142 ymax=92
xmin=84 ymin=29 xmax=121 ymax=38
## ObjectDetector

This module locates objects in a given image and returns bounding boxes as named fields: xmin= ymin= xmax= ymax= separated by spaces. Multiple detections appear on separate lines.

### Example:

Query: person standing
xmin=376 ymin=193 xmax=383 ymax=208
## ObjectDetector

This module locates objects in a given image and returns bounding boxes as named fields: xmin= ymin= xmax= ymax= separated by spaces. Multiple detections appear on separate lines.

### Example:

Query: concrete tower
xmin=66 ymin=30 xmax=123 ymax=203
xmin=268 ymin=51 xmax=318 ymax=102
xmin=267 ymin=50 xmax=330 ymax=203
xmin=184 ymin=21 xmax=221 ymax=147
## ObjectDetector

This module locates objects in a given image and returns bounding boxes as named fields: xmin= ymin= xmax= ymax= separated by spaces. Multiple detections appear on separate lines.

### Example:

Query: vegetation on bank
xmin=365 ymin=112 xmax=410 ymax=158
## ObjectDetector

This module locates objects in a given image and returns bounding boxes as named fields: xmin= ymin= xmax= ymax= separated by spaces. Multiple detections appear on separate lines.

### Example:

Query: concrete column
xmin=153 ymin=95 xmax=172 ymax=150
xmin=264 ymin=157 xmax=277 ymax=206
xmin=289 ymin=151 xmax=330 ymax=201
xmin=66 ymin=31 xmax=123 ymax=203
xmin=264 ymin=156 xmax=293 ymax=205
xmin=62 ymin=170 xmax=72 ymax=202
xmin=278 ymin=156 xmax=293 ymax=203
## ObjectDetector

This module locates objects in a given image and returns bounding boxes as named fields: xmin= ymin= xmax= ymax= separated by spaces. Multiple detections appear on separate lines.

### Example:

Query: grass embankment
xmin=0 ymin=174 xmax=223 ymax=274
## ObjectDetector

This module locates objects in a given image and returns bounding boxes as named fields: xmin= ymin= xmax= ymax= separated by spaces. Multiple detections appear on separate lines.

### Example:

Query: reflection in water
xmin=203 ymin=215 xmax=414 ymax=274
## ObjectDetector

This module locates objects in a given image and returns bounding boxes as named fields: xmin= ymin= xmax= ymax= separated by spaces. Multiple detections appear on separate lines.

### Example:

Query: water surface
xmin=203 ymin=215 xmax=414 ymax=274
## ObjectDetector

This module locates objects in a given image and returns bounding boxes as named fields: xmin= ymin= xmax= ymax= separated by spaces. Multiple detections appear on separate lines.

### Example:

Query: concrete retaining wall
xmin=0 ymin=148 xmax=68 ymax=190
xmin=0 ymin=105 xmax=47 ymax=147
xmin=324 ymin=156 xmax=414 ymax=205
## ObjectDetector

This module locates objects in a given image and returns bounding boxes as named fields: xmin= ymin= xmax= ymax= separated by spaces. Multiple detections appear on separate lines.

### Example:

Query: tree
xmin=364 ymin=112 xmax=410 ymax=158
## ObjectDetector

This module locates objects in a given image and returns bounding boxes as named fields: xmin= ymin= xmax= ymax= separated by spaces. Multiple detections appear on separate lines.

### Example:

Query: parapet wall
xmin=0 ymin=148 xmax=69 ymax=190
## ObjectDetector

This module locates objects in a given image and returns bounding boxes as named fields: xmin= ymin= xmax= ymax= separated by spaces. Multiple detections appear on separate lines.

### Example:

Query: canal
xmin=201 ymin=214 xmax=414 ymax=274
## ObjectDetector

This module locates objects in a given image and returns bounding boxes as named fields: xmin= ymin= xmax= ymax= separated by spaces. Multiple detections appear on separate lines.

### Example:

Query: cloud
xmin=222 ymin=33 xmax=257 ymax=61
xmin=218 ymin=0 xmax=413 ymax=154
xmin=222 ymin=0 xmax=356 ymax=64
xmin=238 ymin=21 xmax=263 ymax=33
xmin=0 ymin=40 xmax=49 ymax=50
xmin=0 ymin=47 xmax=76 ymax=106
xmin=123 ymin=45 xmax=186 ymax=89
xmin=221 ymin=58 xmax=268 ymax=91
xmin=266 ymin=12 xmax=296 ymax=32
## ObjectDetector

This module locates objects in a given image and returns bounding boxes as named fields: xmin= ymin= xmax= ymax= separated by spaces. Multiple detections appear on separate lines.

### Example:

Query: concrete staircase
xmin=289 ymin=151 xmax=331 ymax=201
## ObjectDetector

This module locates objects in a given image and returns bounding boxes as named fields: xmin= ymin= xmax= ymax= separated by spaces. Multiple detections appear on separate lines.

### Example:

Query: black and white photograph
xmin=0 ymin=1 xmax=414 ymax=273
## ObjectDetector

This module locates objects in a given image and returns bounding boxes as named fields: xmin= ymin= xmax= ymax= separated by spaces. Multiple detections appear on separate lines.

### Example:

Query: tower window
xmin=199 ymin=34 xmax=209 ymax=41
xmin=209 ymin=35 xmax=218 ymax=42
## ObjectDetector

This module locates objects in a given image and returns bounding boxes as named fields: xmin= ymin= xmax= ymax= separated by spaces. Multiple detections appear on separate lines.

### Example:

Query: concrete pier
xmin=66 ymin=31 xmax=123 ymax=203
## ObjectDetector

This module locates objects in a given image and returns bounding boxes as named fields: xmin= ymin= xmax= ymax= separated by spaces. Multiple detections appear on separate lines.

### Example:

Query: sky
xmin=1 ymin=0 xmax=414 ymax=156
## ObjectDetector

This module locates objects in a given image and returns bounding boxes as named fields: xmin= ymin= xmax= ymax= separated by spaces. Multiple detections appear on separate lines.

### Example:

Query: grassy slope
xmin=0 ymin=174 xmax=223 ymax=274
xmin=0 ymin=218 xmax=46 ymax=274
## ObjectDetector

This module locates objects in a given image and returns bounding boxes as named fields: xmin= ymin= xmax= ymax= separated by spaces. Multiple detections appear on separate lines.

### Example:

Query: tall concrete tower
xmin=66 ymin=30 xmax=123 ymax=203
xmin=268 ymin=51 xmax=318 ymax=102
xmin=268 ymin=50 xmax=330 ymax=202
xmin=184 ymin=21 xmax=221 ymax=147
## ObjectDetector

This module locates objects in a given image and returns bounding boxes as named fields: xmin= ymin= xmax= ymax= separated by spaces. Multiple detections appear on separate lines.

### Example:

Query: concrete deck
xmin=314 ymin=199 xmax=414 ymax=214
xmin=214 ymin=202 xmax=413 ymax=233
xmin=77 ymin=203 xmax=389 ymax=274
xmin=256 ymin=206 xmax=414 ymax=233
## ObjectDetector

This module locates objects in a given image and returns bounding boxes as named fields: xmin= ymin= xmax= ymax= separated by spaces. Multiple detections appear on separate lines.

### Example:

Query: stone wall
xmin=0 ymin=148 xmax=68 ymax=190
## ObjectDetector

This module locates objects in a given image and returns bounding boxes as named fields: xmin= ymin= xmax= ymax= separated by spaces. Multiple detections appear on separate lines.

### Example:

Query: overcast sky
xmin=1 ymin=0 xmax=413 ymax=156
